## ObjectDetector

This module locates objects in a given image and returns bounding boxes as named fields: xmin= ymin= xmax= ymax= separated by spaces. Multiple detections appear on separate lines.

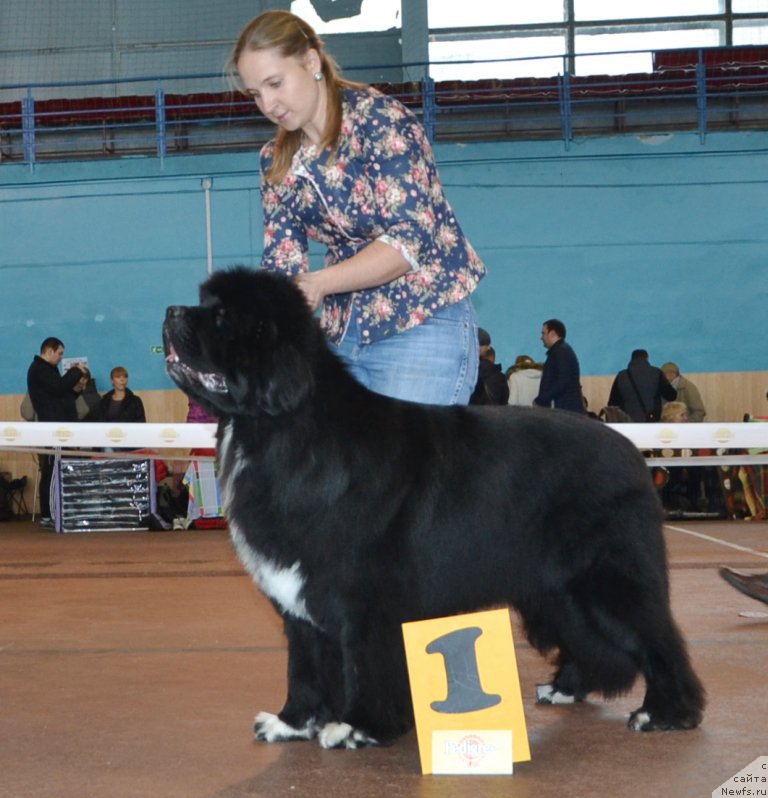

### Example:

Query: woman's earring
xmin=314 ymin=71 xmax=323 ymax=81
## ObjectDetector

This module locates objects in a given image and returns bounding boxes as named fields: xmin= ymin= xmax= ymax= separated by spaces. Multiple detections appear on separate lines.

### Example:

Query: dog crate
xmin=54 ymin=457 xmax=155 ymax=532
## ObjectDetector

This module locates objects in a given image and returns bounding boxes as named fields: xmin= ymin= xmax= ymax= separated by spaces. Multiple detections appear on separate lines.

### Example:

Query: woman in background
xmin=88 ymin=366 xmax=146 ymax=423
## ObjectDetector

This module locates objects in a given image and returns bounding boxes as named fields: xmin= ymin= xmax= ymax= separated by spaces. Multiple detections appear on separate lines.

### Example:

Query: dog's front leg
xmin=254 ymin=616 xmax=334 ymax=743
xmin=316 ymin=614 xmax=415 ymax=750
xmin=315 ymin=617 xmax=381 ymax=750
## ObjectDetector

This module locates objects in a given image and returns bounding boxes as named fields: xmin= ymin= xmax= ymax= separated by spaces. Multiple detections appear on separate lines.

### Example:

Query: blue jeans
xmin=333 ymin=297 xmax=479 ymax=405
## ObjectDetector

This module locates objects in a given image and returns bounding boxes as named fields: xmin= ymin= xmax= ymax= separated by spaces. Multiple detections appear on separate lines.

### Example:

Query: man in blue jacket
xmin=533 ymin=319 xmax=584 ymax=413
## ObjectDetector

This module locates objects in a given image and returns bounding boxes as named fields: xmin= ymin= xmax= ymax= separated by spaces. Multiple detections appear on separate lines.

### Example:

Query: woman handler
xmin=230 ymin=10 xmax=486 ymax=405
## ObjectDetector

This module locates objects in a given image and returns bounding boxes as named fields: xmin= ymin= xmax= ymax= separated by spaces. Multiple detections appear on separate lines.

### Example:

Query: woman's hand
xmin=294 ymin=271 xmax=327 ymax=312
xmin=293 ymin=241 xmax=413 ymax=311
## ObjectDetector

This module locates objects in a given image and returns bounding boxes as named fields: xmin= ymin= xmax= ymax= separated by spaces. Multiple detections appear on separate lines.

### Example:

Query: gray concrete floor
xmin=1 ymin=518 xmax=766 ymax=798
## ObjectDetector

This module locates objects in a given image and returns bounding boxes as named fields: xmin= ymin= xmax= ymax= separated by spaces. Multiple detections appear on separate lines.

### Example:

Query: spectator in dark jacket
xmin=470 ymin=331 xmax=510 ymax=405
xmin=608 ymin=349 xmax=677 ymax=422
xmin=26 ymin=336 xmax=85 ymax=526
xmin=87 ymin=366 xmax=146 ymax=423
xmin=533 ymin=319 xmax=584 ymax=413
xmin=27 ymin=337 xmax=84 ymax=422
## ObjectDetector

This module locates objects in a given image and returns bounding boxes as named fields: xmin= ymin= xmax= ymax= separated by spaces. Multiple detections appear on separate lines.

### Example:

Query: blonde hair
xmin=661 ymin=401 xmax=688 ymax=422
xmin=110 ymin=366 xmax=128 ymax=380
xmin=228 ymin=10 xmax=363 ymax=183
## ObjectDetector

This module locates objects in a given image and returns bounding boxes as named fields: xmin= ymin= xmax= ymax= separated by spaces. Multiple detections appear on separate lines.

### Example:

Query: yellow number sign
xmin=402 ymin=608 xmax=530 ymax=775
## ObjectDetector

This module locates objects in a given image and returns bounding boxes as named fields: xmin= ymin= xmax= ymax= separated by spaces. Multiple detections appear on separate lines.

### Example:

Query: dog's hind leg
xmin=254 ymin=617 xmax=340 ymax=744
xmin=535 ymin=660 xmax=589 ymax=705
xmin=527 ymin=593 xmax=641 ymax=708
xmin=627 ymin=612 xmax=705 ymax=732
xmin=566 ymin=550 xmax=705 ymax=731
xmin=525 ymin=573 xmax=704 ymax=731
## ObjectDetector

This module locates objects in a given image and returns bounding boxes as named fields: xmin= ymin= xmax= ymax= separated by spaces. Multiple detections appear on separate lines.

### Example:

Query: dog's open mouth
xmin=166 ymin=344 xmax=228 ymax=394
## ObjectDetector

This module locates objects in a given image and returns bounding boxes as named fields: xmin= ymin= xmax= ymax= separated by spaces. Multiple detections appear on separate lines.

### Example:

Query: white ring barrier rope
xmin=0 ymin=421 xmax=216 ymax=451
xmin=0 ymin=421 xmax=766 ymax=465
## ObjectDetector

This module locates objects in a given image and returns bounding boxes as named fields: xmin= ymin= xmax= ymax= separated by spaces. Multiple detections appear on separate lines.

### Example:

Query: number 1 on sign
xmin=427 ymin=626 xmax=501 ymax=713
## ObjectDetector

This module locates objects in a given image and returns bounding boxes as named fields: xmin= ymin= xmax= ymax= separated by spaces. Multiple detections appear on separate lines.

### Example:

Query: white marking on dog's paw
xmin=535 ymin=684 xmax=555 ymax=703
xmin=628 ymin=710 xmax=652 ymax=731
xmin=535 ymin=683 xmax=578 ymax=705
xmin=318 ymin=722 xmax=378 ymax=750
xmin=254 ymin=711 xmax=316 ymax=742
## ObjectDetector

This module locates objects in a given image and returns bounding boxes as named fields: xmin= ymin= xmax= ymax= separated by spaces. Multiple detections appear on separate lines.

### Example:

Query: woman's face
xmin=112 ymin=373 xmax=128 ymax=390
xmin=237 ymin=47 xmax=324 ymax=136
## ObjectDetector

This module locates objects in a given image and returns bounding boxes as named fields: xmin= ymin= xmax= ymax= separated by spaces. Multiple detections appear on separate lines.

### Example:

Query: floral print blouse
xmin=259 ymin=86 xmax=487 ymax=345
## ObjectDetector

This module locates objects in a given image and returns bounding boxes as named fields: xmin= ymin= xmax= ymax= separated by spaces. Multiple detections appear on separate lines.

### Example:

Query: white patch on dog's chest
xmin=229 ymin=521 xmax=315 ymax=626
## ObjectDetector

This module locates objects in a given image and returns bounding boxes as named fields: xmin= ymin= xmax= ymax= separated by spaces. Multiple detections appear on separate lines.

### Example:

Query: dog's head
xmin=163 ymin=268 xmax=319 ymax=417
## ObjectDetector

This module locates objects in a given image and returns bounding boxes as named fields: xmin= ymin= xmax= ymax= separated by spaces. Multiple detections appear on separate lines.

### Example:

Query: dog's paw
xmin=627 ymin=708 xmax=701 ymax=732
xmin=254 ymin=711 xmax=316 ymax=743
xmin=535 ymin=683 xmax=583 ymax=705
xmin=627 ymin=709 xmax=654 ymax=731
xmin=317 ymin=722 xmax=378 ymax=750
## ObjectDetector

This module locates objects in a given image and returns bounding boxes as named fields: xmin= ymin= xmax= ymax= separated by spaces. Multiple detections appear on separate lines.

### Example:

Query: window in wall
xmin=574 ymin=0 xmax=723 ymax=20
xmin=295 ymin=0 xmax=768 ymax=79
xmin=290 ymin=0 xmax=400 ymax=33
xmin=733 ymin=20 xmax=768 ymax=41
xmin=430 ymin=37 xmax=565 ymax=81
xmin=575 ymin=27 xmax=722 ymax=75
xmin=429 ymin=0 xmax=563 ymax=28
xmin=732 ymin=0 xmax=768 ymax=11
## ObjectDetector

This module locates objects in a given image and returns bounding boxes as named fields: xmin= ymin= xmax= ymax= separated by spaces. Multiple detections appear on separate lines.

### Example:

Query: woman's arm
xmin=293 ymin=95 xmax=444 ymax=310
xmin=294 ymin=239 xmax=411 ymax=311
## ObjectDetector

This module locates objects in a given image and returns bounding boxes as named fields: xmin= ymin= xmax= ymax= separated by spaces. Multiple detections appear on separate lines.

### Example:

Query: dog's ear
xmin=261 ymin=344 xmax=314 ymax=415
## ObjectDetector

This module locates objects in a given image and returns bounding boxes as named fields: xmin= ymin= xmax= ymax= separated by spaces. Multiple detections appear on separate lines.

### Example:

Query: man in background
xmin=27 ymin=337 xmax=84 ymax=528
xmin=533 ymin=319 xmax=584 ymax=413
xmin=608 ymin=349 xmax=676 ymax=422
xmin=661 ymin=362 xmax=706 ymax=422
xmin=470 ymin=328 xmax=509 ymax=405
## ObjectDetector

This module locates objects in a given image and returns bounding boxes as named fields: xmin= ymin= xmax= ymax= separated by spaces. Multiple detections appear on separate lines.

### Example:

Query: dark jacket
xmin=470 ymin=359 xmax=510 ymax=405
xmin=87 ymin=388 xmax=146 ymax=423
xmin=534 ymin=339 xmax=584 ymax=413
xmin=26 ymin=356 xmax=83 ymax=422
xmin=77 ymin=380 xmax=101 ymax=416
xmin=608 ymin=356 xmax=677 ymax=422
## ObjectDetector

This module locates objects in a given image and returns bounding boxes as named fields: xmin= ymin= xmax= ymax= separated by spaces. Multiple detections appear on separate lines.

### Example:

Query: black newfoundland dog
xmin=163 ymin=267 xmax=704 ymax=749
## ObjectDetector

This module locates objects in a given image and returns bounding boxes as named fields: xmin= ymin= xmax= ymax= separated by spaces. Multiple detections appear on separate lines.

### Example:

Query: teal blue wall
xmin=439 ymin=131 xmax=768 ymax=377
xmin=1 ymin=129 xmax=766 ymax=394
